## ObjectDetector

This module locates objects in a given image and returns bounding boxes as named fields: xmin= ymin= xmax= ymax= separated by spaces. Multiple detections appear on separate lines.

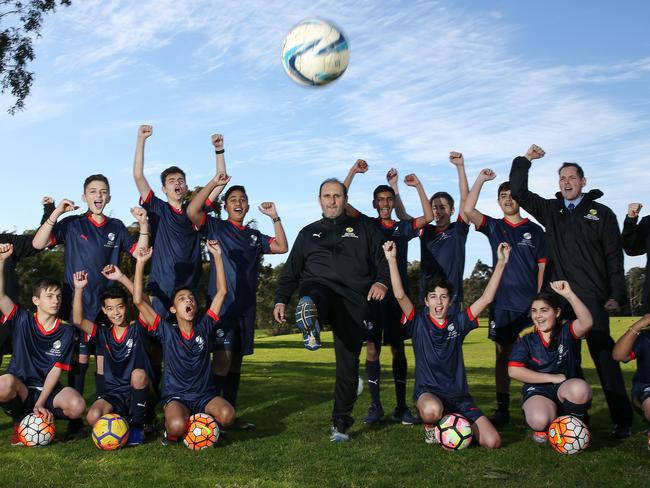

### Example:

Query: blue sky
xmin=1 ymin=0 xmax=649 ymax=278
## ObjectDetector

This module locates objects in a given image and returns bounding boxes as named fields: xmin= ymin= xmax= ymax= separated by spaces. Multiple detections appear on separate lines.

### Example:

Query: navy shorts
xmin=162 ymin=392 xmax=216 ymax=414
xmin=488 ymin=309 xmax=532 ymax=344
xmin=212 ymin=309 xmax=255 ymax=356
xmin=521 ymin=383 xmax=562 ymax=405
xmin=364 ymin=296 xmax=406 ymax=346
xmin=414 ymin=388 xmax=484 ymax=423
xmin=632 ymin=383 xmax=650 ymax=413
xmin=97 ymin=390 xmax=130 ymax=418
xmin=25 ymin=383 xmax=65 ymax=415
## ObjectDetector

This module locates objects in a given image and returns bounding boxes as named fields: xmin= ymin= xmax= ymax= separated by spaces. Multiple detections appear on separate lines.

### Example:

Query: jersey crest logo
xmin=446 ymin=323 xmax=458 ymax=340
xmin=341 ymin=227 xmax=358 ymax=238
xmin=53 ymin=340 xmax=61 ymax=350
xmin=250 ymin=234 xmax=258 ymax=247
xmin=215 ymin=328 xmax=225 ymax=338
xmin=105 ymin=232 xmax=117 ymax=248
xmin=46 ymin=340 xmax=62 ymax=357
xmin=523 ymin=232 xmax=532 ymax=240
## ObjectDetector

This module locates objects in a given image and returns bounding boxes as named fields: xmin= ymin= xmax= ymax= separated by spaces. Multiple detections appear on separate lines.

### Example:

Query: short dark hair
xmin=497 ymin=181 xmax=511 ymax=196
xmin=318 ymin=178 xmax=348 ymax=198
xmin=83 ymin=174 xmax=110 ymax=192
xmin=32 ymin=279 xmax=61 ymax=298
xmin=101 ymin=286 xmax=129 ymax=306
xmin=170 ymin=287 xmax=194 ymax=303
xmin=223 ymin=185 xmax=247 ymax=202
xmin=373 ymin=185 xmax=395 ymax=201
xmin=429 ymin=191 xmax=454 ymax=209
xmin=558 ymin=162 xmax=584 ymax=179
xmin=160 ymin=166 xmax=186 ymax=186
xmin=424 ymin=275 xmax=454 ymax=298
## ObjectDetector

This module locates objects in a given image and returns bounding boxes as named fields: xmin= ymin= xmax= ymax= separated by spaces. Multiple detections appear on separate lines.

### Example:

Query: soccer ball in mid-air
xmin=281 ymin=18 xmax=349 ymax=86
xmin=184 ymin=413 xmax=219 ymax=450
xmin=18 ymin=414 xmax=55 ymax=447
xmin=433 ymin=413 xmax=473 ymax=450
xmin=547 ymin=415 xmax=590 ymax=455
xmin=92 ymin=413 xmax=130 ymax=450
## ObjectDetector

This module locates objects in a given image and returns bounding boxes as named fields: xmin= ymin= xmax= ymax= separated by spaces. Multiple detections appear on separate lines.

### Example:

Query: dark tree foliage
xmin=462 ymin=259 xmax=492 ymax=316
xmin=1 ymin=0 xmax=71 ymax=114
xmin=625 ymin=266 xmax=645 ymax=315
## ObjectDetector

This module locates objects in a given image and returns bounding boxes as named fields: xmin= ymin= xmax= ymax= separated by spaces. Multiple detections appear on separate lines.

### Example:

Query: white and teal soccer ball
xmin=281 ymin=19 xmax=349 ymax=86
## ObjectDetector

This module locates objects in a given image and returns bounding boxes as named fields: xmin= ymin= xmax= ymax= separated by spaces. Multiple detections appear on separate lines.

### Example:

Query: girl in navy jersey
xmin=508 ymin=281 xmax=593 ymax=443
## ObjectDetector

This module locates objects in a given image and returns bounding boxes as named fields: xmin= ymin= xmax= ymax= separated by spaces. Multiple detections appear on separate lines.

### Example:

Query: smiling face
xmin=431 ymin=197 xmax=453 ymax=228
xmin=32 ymin=287 xmax=62 ymax=316
xmin=319 ymin=181 xmax=347 ymax=219
xmin=225 ymin=189 xmax=250 ymax=223
xmin=425 ymin=286 xmax=452 ymax=321
xmin=374 ymin=191 xmax=395 ymax=220
xmin=530 ymin=299 xmax=561 ymax=333
xmin=162 ymin=172 xmax=188 ymax=203
xmin=83 ymin=179 xmax=111 ymax=215
xmin=558 ymin=166 xmax=586 ymax=201
xmin=170 ymin=289 xmax=197 ymax=322
xmin=498 ymin=189 xmax=520 ymax=217
xmin=102 ymin=298 xmax=127 ymax=327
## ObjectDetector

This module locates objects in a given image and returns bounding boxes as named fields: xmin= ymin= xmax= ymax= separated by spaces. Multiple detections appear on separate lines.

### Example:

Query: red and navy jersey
xmin=476 ymin=216 xmax=546 ymax=313
xmin=419 ymin=218 xmax=469 ymax=307
xmin=144 ymin=311 xmax=220 ymax=401
xmin=51 ymin=213 xmax=136 ymax=321
xmin=85 ymin=322 xmax=151 ymax=395
xmin=140 ymin=191 xmax=203 ymax=296
xmin=629 ymin=331 xmax=650 ymax=387
xmin=356 ymin=213 xmax=419 ymax=294
xmin=2 ymin=306 xmax=73 ymax=388
xmin=402 ymin=308 xmax=478 ymax=396
xmin=200 ymin=216 xmax=273 ymax=320
xmin=509 ymin=321 xmax=584 ymax=379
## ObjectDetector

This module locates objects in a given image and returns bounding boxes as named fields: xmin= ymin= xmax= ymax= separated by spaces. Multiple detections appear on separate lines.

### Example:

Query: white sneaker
xmin=424 ymin=424 xmax=437 ymax=444
xmin=329 ymin=426 xmax=350 ymax=442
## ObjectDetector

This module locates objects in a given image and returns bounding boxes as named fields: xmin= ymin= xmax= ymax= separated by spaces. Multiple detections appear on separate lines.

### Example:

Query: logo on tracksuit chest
xmin=341 ymin=227 xmax=358 ymax=238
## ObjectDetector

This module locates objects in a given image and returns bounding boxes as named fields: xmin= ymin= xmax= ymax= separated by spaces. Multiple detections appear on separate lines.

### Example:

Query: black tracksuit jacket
xmin=275 ymin=214 xmax=390 ymax=305
xmin=622 ymin=215 xmax=650 ymax=312
xmin=509 ymin=156 xmax=625 ymax=304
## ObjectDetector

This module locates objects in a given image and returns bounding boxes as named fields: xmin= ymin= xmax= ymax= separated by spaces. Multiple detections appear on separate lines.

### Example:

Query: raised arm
xmin=613 ymin=313 xmax=650 ymax=361
xmin=469 ymin=243 xmax=510 ymax=318
xmin=389 ymin=168 xmax=413 ymax=221
xmin=133 ymin=125 xmax=154 ymax=201
xmin=342 ymin=159 xmax=367 ymax=216
xmin=463 ymin=169 xmax=496 ymax=227
xmin=403 ymin=174 xmax=433 ymax=229
xmin=208 ymin=134 xmax=228 ymax=204
xmin=383 ymin=241 xmax=413 ymax=317
xmin=32 ymin=199 xmax=78 ymax=249
xmin=101 ymin=264 xmax=135 ymax=295
xmin=550 ymin=280 xmax=593 ymax=338
xmin=40 ymin=196 xmax=55 ymax=225
xmin=258 ymin=202 xmax=288 ymax=253
xmin=0 ymin=244 xmax=16 ymax=316
xmin=187 ymin=172 xmax=232 ymax=228
xmin=130 ymin=207 xmax=150 ymax=253
xmin=622 ymin=203 xmax=646 ymax=256
xmin=72 ymin=271 xmax=96 ymax=335
xmin=508 ymin=144 xmax=549 ymax=223
xmin=133 ymin=247 xmax=157 ymax=326
xmin=206 ymin=240 xmax=227 ymax=316
xmin=449 ymin=151 xmax=470 ymax=222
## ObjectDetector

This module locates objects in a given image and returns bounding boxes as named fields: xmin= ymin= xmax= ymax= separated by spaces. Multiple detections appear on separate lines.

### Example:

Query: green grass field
xmin=0 ymin=318 xmax=647 ymax=488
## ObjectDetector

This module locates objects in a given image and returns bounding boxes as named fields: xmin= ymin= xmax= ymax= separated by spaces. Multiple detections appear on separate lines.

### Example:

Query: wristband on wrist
xmin=272 ymin=217 xmax=281 ymax=223
xmin=139 ymin=232 xmax=149 ymax=236
xmin=215 ymin=149 xmax=225 ymax=154
xmin=46 ymin=218 xmax=56 ymax=225
xmin=629 ymin=327 xmax=640 ymax=336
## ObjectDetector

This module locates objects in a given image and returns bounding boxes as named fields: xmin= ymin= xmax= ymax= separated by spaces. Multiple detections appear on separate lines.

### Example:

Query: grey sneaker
xmin=392 ymin=407 xmax=421 ymax=425
xmin=295 ymin=296 xmax=321 ymax=351
xmin=424 ymin=424 xmax=437 ymax=444
xmin=363 ymin=404 xmax=384 ymax=424
xmin=329 ymin=426 xmax=350 ymax=442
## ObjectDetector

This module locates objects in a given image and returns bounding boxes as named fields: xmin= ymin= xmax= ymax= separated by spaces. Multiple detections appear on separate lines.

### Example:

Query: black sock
xmin=392 ymin=356 xmax=407 ymax=410
xmin=223 ymin=371 xmax=241 ymax=408
xmin=561 ymin=399 xmax=589 ymax=421
xmin=366 ymin=360 xmax=381 ymax=406
xmin=152 ymin=363 xmax=162 ymax=396
xmin=0 ymin=395 xmax=27 ymax=422
xmin=496 ymin=392 xmax=510 ymax=413
xmin=69 ymin=361 xmax=88 ymax=395
xmin=130 ymin=387 xmax=149 ymax=427
xmin=95 ymin=373 xmax=105 ymax=397
xmin=213 ymin=374 xmax=226 ymax=397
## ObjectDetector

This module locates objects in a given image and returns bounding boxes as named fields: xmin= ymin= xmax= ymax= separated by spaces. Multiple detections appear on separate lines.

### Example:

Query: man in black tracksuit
xmin=274 ymin=178 xmax=390 ymax=441
xmin=622 ymin=202 xmax=650 ymax=313
xmin=510 ymin=144 xmax=633 ymax=437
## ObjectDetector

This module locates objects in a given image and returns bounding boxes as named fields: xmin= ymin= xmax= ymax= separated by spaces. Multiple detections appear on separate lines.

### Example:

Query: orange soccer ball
xmin=18 ymin=414 xmax=55 ymax=447
xmin=184 ymin=413 xmax=219 ymax=450
xmin=547 ymin=415 xmax=590 ymax=455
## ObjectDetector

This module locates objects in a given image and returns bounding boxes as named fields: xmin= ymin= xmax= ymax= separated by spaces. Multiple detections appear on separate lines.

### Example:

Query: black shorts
xmin=162 ymin=392 xmax=216 ymax=414
xmin=364 ymin=296 xmax=406 ymax=346
xmin=212 ymin=309 xmax=256 ymax=356
xmin=414 ymin=388 xmax=484 ymax=423
xmin=488 ymin=309 xmax=531 ymax=344
xmin=97 ymin=390 xmax=130 ymax=418
xmin=25 ymin=384 xmax=65 ymax=415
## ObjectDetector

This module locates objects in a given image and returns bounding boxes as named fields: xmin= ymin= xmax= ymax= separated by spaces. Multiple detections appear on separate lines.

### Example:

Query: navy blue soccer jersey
xmin=630 ymin=331 xmax=650 ymax=388
xmin=51 ymin=213 xmax=136 ymax=321
xmin=419 ymin=217 xmax=469 ymax=307
xmin=199 ymin=216 xmax=273 ymax=319
xmin=357 ymin=213 xmax=419 ymax=294
xmin=402 ymin=308 xmax=478 ymax=396
xmin=2 ymin=306 xmax=74 ymax=388
xmin=477 ymin=216 xmax=546 ymax=313
xmin=509 ymin=321 xmax=584 ymax=379
xmin=144 ymin=310 xmax=220 ymax=401
xmin=140 ymin=191 xmax=204 ymax=298
xmin=85 ymin=322 xmax=151 ymax=395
